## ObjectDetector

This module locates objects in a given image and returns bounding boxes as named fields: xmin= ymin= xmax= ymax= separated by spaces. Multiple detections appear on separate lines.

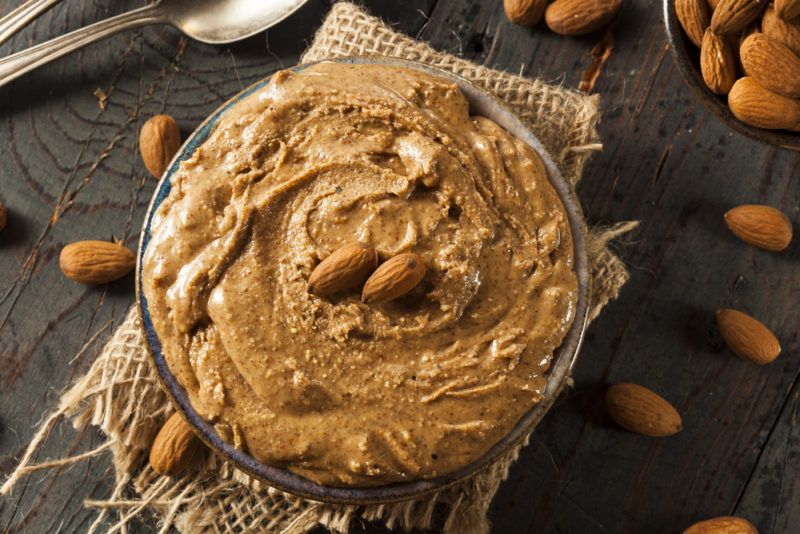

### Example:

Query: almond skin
xmin=717 ymin=308 xmax=781 ymax=364
xmin=545 ymin=0 xmax=623 ymax=36
xmin=140 ymin=114 xmax=181 ymax=179
xmin=701 ymin=29 xmax=737 ymax=94
xmin=677 ymin=0 xmax=711 ymax=47
xmin=740 ymin=33 xmax=800 ymax=97
xmin=724 ymin=204 xmax=793 ymax=251
xmin=308 ymin=242 xmax=378 ymax=297
xmin=149 ymin=412 xmax=206 ymax=477
xmin=707 ymin=0 xmax=721 ymax=8
xmin=776 ymin=0 xmax=800 ymax=20
xmin=762 ymin=4 xmax=800 ymax=55
xmin=504 ymin=0 xmax=548 ymax=26
xmin=711 ymin=0 xmax=766 ymax=35
xmin=606 ymin=383 xmax=682 ymax=437
xmin=59 ymin=240 xmax=135 ymax=284
xmin=683 ymin=516 xmax=758 ymax=534
xmin=362 ymin=253 xmax=426 ymax=304
xmin=728 ymin=77 xmax=800 ymax=131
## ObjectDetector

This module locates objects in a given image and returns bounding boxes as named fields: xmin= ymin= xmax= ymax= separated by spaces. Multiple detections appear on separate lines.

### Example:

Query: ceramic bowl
xmin=136 ymin=57 xmax=591 ymax=504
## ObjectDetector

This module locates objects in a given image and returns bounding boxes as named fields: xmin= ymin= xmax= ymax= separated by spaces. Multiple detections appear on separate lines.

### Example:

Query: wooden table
xmin=1 ymin=1 xmax=797 ymax=532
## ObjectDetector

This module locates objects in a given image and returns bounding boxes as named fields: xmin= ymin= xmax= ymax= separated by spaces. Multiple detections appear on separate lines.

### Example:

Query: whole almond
xmin=728 ymin=77 xmax=800 ymax=131
xmin=683 ymin=516 xmax=758 ymax=534
xmin=59 ymin=240 xmax=135 ymax=284
xmin=711 ymin=0 xmax=766 ymax=35
xmin=763 ymin=4 xmax=800 ymax=55
xmin=140 ymin=114 xmax=181 ymax=179
xmin=701 ymin=29 xmax=737 ymax=94
xmin=717 ymin=308 xmax=781 ymax=364
xmin=149 ymin=412 xmax=205 ymax=476
xmin=545 ymin=0 xmax=623 ymax=36
xmin=504 ymin=0 xmax=548 ymax=26
xmin=362 ymin=253 xmax=426 ymax=304
xmin=606 ymin=383 xmax=682 ymax=437
xmin=776 ymin=0 xmax=800 ymax=20
xmin=740 ymin=33 xmax=800 ymax=97
xmin=677 ymin=0 xmax=711 ymax=47
xmin=308 ymin=242 xmax=378 ymax=297
xmin=724 ymin=204 xmax=793 ymax=251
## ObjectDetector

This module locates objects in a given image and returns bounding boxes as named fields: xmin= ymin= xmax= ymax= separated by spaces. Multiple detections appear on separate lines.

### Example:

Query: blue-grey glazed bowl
xmin=136 ymin=57 xmax=591 ymax=504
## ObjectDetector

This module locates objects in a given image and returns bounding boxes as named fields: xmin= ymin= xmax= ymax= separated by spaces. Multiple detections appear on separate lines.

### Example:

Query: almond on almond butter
xmin=728 ymin=77 xmax=800 ymax=131
xmin=683 ymin=515 xmax=758 ymax=534
xmin=776 ymin=0 xmax=800 ymax=20
xmin=717 ymin=308 xmax=781 ymax=364
xmin=740 ymin=33 xmax=800 ymax=98
xmin=677 ymin=0 xmax=711 ymax=47
xmin=724 ymin=204 xmax=793 ymax=251
xmin=140 ymin=114 xmax=181 ymax=179
xmin=308 ymin=242 xmax=378 ymax=297
xmin=701 ymin=29 xmax=737 ymax=94
xmin=606 ymin=383 xmax=682 ymax=437
xmin=762 ymin=4 xmax=800 ymax=55
xmin=59 ymin=240 xmax=135 ymax=284
xmin=504 ymin=0 xmax=548 ymax=26
xmin=362 ymin=253 xmax=426 ymax=304
xmin=711 ymin=0 xmax=765 ymax=35
xmin=545 ymin=0 xmax=623 ymax=36
xmin=149 ymin=412 xmax=206 ymax=477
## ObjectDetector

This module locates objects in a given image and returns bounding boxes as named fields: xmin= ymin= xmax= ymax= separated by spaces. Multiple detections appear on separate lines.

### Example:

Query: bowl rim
xmin=136 ymin=57 xmax=591 ymax=504
xmin=662 ymin=0 xmax=800 ymax=151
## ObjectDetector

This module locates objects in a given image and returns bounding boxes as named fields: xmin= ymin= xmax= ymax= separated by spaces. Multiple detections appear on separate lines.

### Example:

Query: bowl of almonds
xmin=664 ymin=0 xmax=800 ymax=150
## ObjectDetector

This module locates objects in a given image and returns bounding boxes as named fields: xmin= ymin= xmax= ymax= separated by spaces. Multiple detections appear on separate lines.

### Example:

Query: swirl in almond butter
xmin=142 ymin=62 xmax=578 ymax=486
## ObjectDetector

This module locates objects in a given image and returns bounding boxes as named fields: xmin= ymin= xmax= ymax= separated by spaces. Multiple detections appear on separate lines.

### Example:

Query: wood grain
xmin=1 ymin=0 xmax=798 ymax=532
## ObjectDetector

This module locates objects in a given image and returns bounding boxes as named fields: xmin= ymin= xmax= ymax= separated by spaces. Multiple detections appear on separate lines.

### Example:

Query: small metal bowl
xmin=136 ymin=57 xmax=591 ymax=504
xmin=663 ymin=0 xmax=800 ymax=151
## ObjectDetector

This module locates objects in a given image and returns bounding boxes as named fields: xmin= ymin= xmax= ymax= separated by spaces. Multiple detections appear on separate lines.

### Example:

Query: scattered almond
xmin=683 ymin=516 xmax=758 ymax=534
xmin=504 ymin=0 xmax=548 ymax=26
xmin=545 ymin=0 xmax=623 ymax=36
xmin=762 ymin=4 xmax=800 ymax=55
xmin=701 ymin=29 xmax=737 ymax=94
xmin=140 ymin=114 xmax=181 ymax=179
xmin=308 ymin=242 xmax=378 ymax=297
xmin=717 ymin=308 xmax=781 ymax=364
xmin=59 ymin=240 xmax=135 ymax=284
xmin=724 ymin=204 xmax=793 ymax=251
xmin=740 ymin=33 xmax=800 ymax=97
xmin=728 ymin=77 xmax=800 ymax=131
xmin=775 ymin=0 xmax=800 ymax=20
xmin=362 ymin=253 xmax=426 ymax=305
xmin=677 ymin=0 xmax=711 ymax=47
xmin=149 ymin=412 xmax=206 ymax=476
xmin=711 ymin=0 xmax=765 ymax=35
xmin=605 ymin=383 xmax=682 ymax=437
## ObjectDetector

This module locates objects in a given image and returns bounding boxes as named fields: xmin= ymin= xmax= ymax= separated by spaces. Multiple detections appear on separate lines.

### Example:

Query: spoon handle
xmin=0 ymin=0 xmax=64 ymax=47
xmin=0 ymin=4 xmax=165 ymax=89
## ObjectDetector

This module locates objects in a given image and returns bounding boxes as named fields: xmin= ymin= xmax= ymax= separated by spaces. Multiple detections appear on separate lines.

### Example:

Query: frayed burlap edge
xmin=1 ymin=3 xmax=637 ymax=534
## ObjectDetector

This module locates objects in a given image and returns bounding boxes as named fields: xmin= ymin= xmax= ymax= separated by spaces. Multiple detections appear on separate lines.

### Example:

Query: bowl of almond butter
xmin=663 ymin=0 xmax=800 ymax=150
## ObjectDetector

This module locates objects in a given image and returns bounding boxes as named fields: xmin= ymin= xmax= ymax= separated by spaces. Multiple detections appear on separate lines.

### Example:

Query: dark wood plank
xmin=1 ymin=0 xmax=798 ymax=533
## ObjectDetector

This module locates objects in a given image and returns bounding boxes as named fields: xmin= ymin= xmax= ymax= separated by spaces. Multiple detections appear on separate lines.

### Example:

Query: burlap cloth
xmin=1 ymin=3 xmax=637 ymax=533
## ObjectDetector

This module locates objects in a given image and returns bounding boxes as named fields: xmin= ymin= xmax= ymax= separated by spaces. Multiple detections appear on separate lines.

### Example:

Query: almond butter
xmin=59 ymin=240 xmax=135 ymax=284
xmin=701 ymin=29 xmax=737 ymax=94
xmin=724 ymin=204 xmax=793 ymax=251
xmin=740 ymin=33 xmax=800 ymax=97
xmin=776 ymin=0 xmax=800 ymax=20
xmin=728 ymin=76 xmax=800 ymax=131
xmin=362 ymin=253 xmax=426 ymax=304
xmin=504 ymin=0 xmax=548 ymax=26
xmin=711 ymin=0 xmax=766 ymax=35
xmin=606 ymin=383 xmax=682 ymax=437
xmin=140 ymin=114 xmax=181 ymax=179
xmin=149 ymin=412 xmax=206 ymax=476
xmin=683 ymin=516 xmax=758 ymax=534
xmin=545 ymin=0 xmax=623 ymax=36
xmin=717 ymin=308 xmax=781 ymax=364
xmin=677 ymin=0 xmax=711 ymax=47
xmin=763 ymin=4 xmax=800 ymax=55
xmin=308 ymin=242 xmax=378 ymax=297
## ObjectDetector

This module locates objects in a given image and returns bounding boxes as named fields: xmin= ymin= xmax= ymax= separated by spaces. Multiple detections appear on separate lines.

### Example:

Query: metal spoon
xmin=0 ymin=0 xmax=309 ymax=88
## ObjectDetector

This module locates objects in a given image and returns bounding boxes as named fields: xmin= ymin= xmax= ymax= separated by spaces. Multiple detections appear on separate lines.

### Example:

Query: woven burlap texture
xmin=1 ymin=3 xmax=637 ymax=533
